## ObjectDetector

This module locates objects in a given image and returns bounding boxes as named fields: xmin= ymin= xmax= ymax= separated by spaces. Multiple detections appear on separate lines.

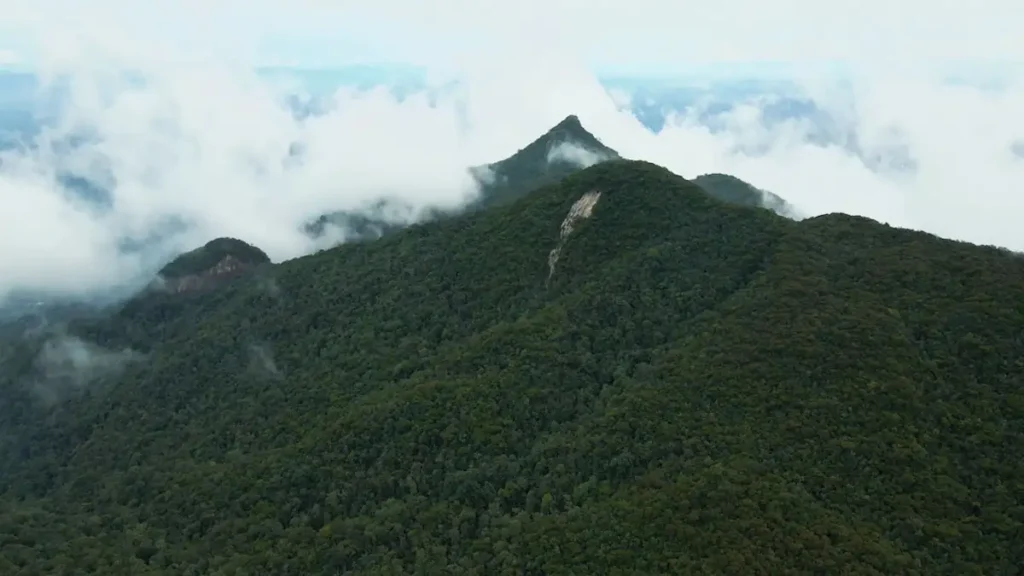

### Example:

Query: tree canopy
xmin=1 ymin=155 xmax=1023 ymax=574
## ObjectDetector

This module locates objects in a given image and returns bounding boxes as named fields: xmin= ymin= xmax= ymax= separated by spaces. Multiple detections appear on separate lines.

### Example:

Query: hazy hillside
xmin=1 ymin=155 xmax=1022 ymax=573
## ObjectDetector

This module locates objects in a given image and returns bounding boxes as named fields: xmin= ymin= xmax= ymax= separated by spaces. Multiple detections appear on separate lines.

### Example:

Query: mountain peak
xmin=156 ymin=237 xmax=269 ymax=294
xmin=472 ymin=114 xmax=620 ymax=208
xmin=539 ymin=114 xmax=613 ymax=157
xmin=551 ymin=113 xmax=583 ymax=131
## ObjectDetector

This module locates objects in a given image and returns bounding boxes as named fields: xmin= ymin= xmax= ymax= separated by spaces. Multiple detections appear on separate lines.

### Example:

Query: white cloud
xmin=0 ymin=49 xmax=19 ymax=67
xmin=5 ymin=0 xmax=1024 ymax=69
xmin=0 ymin=1 xmax=1022 ymax=302
xmin=27 ymin=332 xmax=139 ymax=405
xmin=547 ymin=142 xmax=613 ymax=168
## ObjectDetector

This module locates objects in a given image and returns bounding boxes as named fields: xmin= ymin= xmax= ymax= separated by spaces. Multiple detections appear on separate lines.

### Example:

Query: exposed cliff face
xmin=548 ymin=190 xmax=602 ymax=282
xmin=161 ymin=254 xmax=256 ymax=294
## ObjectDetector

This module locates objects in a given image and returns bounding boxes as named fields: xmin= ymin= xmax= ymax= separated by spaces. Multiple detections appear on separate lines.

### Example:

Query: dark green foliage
xmin=693 ymin=172 xmax=765 ymax=206
xmin=158 ymin=237 xmax=270 ymax=279
xmin=473 ymin=114 xmax=620 ymax=209
xmin=1 ymin=160 xmax=1023 ymax=574
xmin=694 ymin=172 xmax=794 ymax=214
xmin=468 ymin=114 xmax=614 ymax=211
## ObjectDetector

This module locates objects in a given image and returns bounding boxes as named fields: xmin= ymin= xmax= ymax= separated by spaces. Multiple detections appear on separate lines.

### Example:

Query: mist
xmin=28 ymin=333 xmax=140 ymax=405
xmin=0 ymin=1 xmax=1022 ymax=304
xmin=547 ymin=141 xmax=614 ymax=168
xmin=247 ymin=342 xmax=283 ymax=381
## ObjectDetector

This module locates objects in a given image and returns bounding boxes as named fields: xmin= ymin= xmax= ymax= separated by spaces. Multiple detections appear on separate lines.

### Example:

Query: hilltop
xmin=154 ymin=237 xmax=270 ymax=294
xmin=693 ymin=172 xmax=798 ymax=217
xmin=157 ymin=237 xmax=270 ymax=280
xmin=1 ymin=157 xmax=1023 ymax=573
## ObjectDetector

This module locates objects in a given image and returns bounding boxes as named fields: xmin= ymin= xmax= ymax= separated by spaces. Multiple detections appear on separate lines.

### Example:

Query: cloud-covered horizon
xmin=0 ymin=1 xmax=1023 ymax=304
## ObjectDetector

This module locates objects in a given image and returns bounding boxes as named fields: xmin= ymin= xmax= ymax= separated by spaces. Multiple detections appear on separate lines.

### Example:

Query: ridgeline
xmin=0 ymin=118 xmax=1022 ymax=574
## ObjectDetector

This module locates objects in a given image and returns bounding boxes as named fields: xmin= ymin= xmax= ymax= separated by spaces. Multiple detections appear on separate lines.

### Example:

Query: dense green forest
xmin=1 ymin=128 xmax=1024 ymax=574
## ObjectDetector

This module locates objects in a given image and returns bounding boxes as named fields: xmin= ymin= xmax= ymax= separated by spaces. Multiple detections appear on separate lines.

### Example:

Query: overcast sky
xmin=1 ymin=0 xmax=1022 ymax=71
xmin=0 ymin=0 xmax=1022 ymax=302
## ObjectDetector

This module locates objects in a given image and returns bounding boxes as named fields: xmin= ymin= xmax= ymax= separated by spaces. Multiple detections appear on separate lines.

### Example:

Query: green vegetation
xmin=157 ymin=237 xmax=270 ymax=279
xmin=693 ymin=172 xmax=795 ymax=216
xmin=1 ymin=152 xmax=1024 ymax=574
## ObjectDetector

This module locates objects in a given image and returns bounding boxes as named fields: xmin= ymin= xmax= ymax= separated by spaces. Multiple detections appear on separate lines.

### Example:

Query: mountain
xmin=1 ymin=157 xmax=1023 ymax=573
xmin=305 ymin=114 xmax=621 ymax=245
xmin=469 ymin=114 xmax=620 ymax=208
xmin=154 ymin=237 xmax=270 ymax=294
xmin=693 ymin=172 xmax=798 ymax=217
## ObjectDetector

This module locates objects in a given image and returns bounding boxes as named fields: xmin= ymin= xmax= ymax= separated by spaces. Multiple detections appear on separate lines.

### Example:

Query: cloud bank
xmin=0 ymin=1 xmax=1022 ymax=303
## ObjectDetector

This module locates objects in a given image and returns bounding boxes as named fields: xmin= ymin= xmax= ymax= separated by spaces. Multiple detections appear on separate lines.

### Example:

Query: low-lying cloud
xmin=28 ymin=333 xmax=140 ymax=404
xmin=0 ymin=4 xmax=1022 ymax=304
xmin=0 ymin=73 xmax=489 ymax=303
xmin=547 ymin=141 xmax=614 ymax=168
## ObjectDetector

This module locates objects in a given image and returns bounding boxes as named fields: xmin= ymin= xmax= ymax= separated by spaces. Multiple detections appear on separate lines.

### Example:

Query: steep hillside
xmin=2 ymin=160 xmax=1023 ymax=574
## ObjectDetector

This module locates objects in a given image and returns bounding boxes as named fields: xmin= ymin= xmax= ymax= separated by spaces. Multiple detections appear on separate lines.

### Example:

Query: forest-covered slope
xmin=0 ymin=160 xmax=1023 ymax=574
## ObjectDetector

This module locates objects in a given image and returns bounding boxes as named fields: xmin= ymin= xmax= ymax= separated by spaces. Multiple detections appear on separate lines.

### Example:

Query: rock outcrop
xmin=156 ymin=237 xmax=270 ymax=295
xmin=162 ymin=254 xmax=256 ymax=294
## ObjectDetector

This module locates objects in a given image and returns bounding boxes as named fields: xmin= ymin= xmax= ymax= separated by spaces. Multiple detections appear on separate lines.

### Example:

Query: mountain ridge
xmin=693 ymin=171 xmax=798 ymax=217
xmin=304 ymin=114 xmax=790 ymax=247
xmin=1 ymin=141 xmax=1023 ymax=572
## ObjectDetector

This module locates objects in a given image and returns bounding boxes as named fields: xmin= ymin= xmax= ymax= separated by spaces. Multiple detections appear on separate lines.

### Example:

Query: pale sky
xmin=0 ymin=0 xmax=1022 ymax=72
xmin=0 ymin=0 xmax=1022 ymax=301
